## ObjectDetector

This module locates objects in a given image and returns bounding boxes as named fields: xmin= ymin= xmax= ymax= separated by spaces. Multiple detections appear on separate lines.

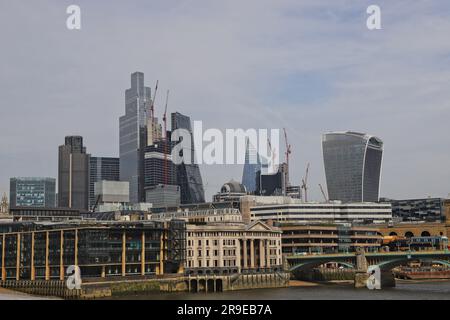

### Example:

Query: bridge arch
xmin=377 ymin=257 xmax=450 ymax=271
xmin=289 ymin=257 xmax=356 ymax=272
xmin=389 ymin=232 xmax=397 ymax=236
xmin=421 ymin=231 xmax=431 ymax=237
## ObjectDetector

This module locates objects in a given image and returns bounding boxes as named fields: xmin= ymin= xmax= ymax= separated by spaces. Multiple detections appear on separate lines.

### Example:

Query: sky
xmin=1 ymin=0 xmax=450 ymax=202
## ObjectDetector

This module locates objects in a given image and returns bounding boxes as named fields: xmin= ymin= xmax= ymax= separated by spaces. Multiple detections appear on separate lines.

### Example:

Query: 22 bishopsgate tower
xmin=322 ymin=131 xmax=383 ymax=203
xmin=119 ymin=72 xmax=152 ymax=203
xmin=119 ymin=72 xmax=205 ymax=205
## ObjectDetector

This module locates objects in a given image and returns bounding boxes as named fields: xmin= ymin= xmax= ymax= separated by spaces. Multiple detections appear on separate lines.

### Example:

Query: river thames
xmin=111 ymin=280 xmax=450 ymax=300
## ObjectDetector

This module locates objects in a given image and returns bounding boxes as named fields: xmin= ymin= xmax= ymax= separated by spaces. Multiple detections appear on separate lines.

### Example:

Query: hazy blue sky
xmin=1 ymin=0 xmax=450 ymax=201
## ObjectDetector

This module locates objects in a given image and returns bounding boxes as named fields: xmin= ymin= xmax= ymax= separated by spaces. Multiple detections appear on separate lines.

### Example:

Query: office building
xmin=58 ymin=136 xmax=90 ymax=210
xmin=0 ymin=220 xmax=186 ymax=280
xmin=322 ymin=131 xmax=383 ymax=202
xmin=89 ymin=157 xmax=120 ymax=210
xmin=247 ymin=196 xmax=392 ymax=224
xmin=9 ymin=177 xmax=56 ymax=208
xmin=119 ymin=72 xmax=152 ymax=204
xmin=171 ymin=112 xmax=205 ymax=204
xmin=143 ymin=140 xmax=177 ymax=188
xmin=185 ymin=220 xmax=282 ymax=275
xmin=94 ymin=180 xmax=129 ymax=204
xmin=280 ymin=224 xmax=382 ymax=255
xmin=149 ymin=203 xmax=242 ymax=224
xmin=145 ymin=184 xmax=181 ymax=208
xmin=255 ymin=166 xmax=286 ymax=197
xmin=9 ymin=207 xmax=83 ymax=221
xmin=380 ymin=197 xmax=446 ymax=223
xmin=241 ymin=138 xmax=261 ymax=193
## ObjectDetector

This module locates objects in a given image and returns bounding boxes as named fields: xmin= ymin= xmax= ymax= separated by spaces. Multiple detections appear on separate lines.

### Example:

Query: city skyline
xmin=1 ymin=1 xmax=450 ymax=202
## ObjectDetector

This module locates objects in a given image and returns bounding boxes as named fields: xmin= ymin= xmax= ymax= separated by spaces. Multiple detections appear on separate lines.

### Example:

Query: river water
xmin=113 ymin=280 xmax=450 ymax=300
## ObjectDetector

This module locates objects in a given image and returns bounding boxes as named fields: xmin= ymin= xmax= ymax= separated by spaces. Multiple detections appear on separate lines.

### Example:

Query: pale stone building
xmin=185 ymin=220 xmax=283 ymax=275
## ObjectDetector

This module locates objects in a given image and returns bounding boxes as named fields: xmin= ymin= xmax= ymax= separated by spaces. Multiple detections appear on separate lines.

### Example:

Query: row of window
xmin=187 ymin=259 xmax=237 ymax=268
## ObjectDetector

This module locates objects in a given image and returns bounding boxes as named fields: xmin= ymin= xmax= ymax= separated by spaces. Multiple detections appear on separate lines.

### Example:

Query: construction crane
xmin=319 ymin=183 xmax=328 ymax=202
xmin=150 ymin=80 xmax=159 ymax=123
xmin=147 ymin=80 xmax=159 ymax=145
xmin=92 ymin=195 xmax=101 ymax=213
xmin=267 ymin=138 xmax=276 ymax=170
xmin=283 ymin=128 xmax=291 ymax=191
xmin=163 ymin=90 xmax=169 ymax=185
xmin=301 ymin=163 xmax=310 ymax=202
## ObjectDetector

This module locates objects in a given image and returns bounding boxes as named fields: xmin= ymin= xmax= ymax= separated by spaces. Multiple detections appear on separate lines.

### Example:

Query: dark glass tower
xmin=143 ymin=140 xmax=177 ymax=188
xmin=119 ymin=72 xmax=152 ymax=203
xmin=171 ymin=112 xmax=205 ymax=204
xmin=58 ymin=136 xmax=90 ymax=210
xmin=89 ymin=157 xmax=120 ymax=209
xmin=322 ymin=131 xmax=383 ymax=203
xmin=241 ymin=138 xmax=261 ymax=193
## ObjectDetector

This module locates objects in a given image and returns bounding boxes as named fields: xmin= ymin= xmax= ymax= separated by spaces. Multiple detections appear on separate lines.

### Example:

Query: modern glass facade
xmin=380 ymin=197 xmax=445 ymax=222
xmin=119 ymin=72 xmax=152 ymax=204
xmin=143 ymin=140 xmax=177 ymax=188
xmin=241 ymin=138 xmax=261 ymax=193
xmin=0 ymin=220 xmax=186 ymax=280
xmin=89 ymin=157 xmax=120 ymax=210
xmin=322 ymin=131 xmax=383 ymax=203
xmin=9 ymin=177 xmax=56 ymax=208
xmin=171 ymin=112 xmax=205 ymax=204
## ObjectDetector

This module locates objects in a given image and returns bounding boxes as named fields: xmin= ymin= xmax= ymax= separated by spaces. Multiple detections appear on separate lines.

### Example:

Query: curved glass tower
xmin=322 ymin=131 xmax=383 ymax=203
xmin=171 ymin=112 xmax=205 ymax=204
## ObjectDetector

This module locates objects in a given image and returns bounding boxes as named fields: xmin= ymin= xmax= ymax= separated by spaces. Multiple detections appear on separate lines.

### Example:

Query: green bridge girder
xmin=287 ymin=251 xmax=450 ymax=272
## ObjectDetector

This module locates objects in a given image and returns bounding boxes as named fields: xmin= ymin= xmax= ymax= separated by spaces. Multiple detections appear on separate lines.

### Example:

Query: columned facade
xmin=185 ymin=221 xmax=283 ymax=275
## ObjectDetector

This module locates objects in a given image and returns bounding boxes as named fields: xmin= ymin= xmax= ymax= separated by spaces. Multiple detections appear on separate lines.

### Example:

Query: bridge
xmin=286 ymin=250 xmax=450 ymax=288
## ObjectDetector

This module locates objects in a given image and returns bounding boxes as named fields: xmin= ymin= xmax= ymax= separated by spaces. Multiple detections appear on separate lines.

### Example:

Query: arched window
xmin=421 ymin=231 xmax=431 ymax=237
xmin=405 ymin=231 xmax=414 ymax=238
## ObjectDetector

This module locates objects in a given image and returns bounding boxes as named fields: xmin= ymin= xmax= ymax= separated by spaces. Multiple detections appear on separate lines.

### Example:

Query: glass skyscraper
xmin=171 ymin=112 xmax=205 ymax=204
xmin=119 ymin=72 xmax=152 ymax=203
xmin=10 ymin=177 xmax=56 ymax=208
xmin=89 ymin=157 xmax=120 ymax=209
xmin=241 ymin=138 xmax=261 ymax=193
xmin=322 ymin=131 xmax=383 ymax=203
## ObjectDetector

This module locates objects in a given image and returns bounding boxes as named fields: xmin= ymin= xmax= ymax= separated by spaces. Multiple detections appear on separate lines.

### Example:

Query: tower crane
xmin=301 ymin=163 xmax=310 ymax=202
xmin=148 ymin=80 xmax=159 ymax=144
xmin=283 ymin=128 xmax=291 ymax=191
xmin=150 ymin=80 xmax=159 ymax=123
xmin=319 ymin=183 xmax=328 ymax=202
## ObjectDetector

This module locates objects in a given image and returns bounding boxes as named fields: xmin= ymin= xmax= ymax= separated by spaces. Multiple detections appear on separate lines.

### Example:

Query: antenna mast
xmin=163 ymin=90 xmax=169 ymax=185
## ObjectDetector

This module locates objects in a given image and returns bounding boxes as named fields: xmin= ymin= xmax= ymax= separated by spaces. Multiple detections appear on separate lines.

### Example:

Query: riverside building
xmin=147 ymin=202 xmax=283 ymax=276
xmin=0 ymin=220 xmax=186 ymax=280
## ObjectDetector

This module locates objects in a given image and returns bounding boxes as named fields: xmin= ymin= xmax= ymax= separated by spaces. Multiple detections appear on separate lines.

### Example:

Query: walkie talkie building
xmin=322 ymin=131 xmax=383 ymax=203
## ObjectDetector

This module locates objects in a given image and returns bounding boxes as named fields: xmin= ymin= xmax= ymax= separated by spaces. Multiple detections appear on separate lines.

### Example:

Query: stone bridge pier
xmin=354 ymin=248 xmax=395 ymax=289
